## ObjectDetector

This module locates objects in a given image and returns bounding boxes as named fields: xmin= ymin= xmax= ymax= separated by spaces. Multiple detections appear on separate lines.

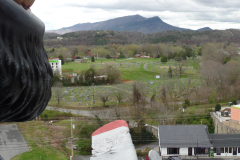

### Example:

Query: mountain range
xmin=47 ymin=15 xmax=212 ymax=34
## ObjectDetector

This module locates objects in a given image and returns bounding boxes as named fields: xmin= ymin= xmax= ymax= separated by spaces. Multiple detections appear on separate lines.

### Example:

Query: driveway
xmin=135 ymin=142 xmax=159 ymax=152
xmin=0 ymin=124 xmax=29 ymax=160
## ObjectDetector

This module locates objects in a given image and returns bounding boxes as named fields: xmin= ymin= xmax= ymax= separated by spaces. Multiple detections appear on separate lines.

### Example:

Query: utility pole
xmin=182 ymin=96 xmax=183 ymax=125
xmin=71 ymin=117 xmax=74 ymax=160
xmin=92 ymin=83 xmax=95 ymax=105
xmin=197 ymin=140 xmax=198 ymax=159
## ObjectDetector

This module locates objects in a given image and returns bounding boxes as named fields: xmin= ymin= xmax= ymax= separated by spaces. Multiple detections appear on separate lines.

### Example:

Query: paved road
xmin=46 ymin=106 xmax=137 ymax=127
xmin=74 ymin=155 xmax=91 ymax=160
xmin=143 ymin=63 xmax=159 ymax=73
xmin=0 ymin=124 xmax=29 ymax=160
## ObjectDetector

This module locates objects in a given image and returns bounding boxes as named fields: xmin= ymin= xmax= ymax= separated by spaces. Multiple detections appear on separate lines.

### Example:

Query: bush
xmin=184 ymin=99 xmax=190 ymax=107
xmin=76 ymin=139 xmax=91 ymax=155
xmin=232 ymin=98 xmax=237 ymax=105
xmin=209 ymin=96 xmax=213 ymax=104
xmin=91 ymin=56 xmax=95 ymax=62
xmin=215 ymin=104 xmax=221 ymax=111
xmin=52 ymin=74 xmax=61 ymax=86
xmin=161 ymin=55 xmax=168 ymax=62
xmin=119 ymin=53 xmax=125 ymax=58
xmin=58 ymin=55 xmax=64 ymax=65
xmin=106 ymin=54 xmax=110 ymax=59
xmin=130 ymin=127 xmax=157 ymax=146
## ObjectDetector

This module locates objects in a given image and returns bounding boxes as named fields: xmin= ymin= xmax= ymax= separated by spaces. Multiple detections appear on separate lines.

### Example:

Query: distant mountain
xmin=47 ymin=15 xmax=212 ymax=34
xmin=197 ymin=27 xmax=212 ymax=31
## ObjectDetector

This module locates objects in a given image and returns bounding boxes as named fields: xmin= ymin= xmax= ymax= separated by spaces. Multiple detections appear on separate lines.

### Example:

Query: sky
xmin=31 ymin=0 xmax=240 ymax=31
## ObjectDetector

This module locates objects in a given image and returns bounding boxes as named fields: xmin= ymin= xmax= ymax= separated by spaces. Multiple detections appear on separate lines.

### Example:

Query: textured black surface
xmin=0 ymin=0 xmax=52 ymax=122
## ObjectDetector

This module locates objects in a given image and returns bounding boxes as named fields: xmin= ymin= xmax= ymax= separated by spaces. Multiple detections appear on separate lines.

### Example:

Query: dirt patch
xmin=121 ymin=79 xmax=133 ymax=83
xmin=62 ymin=70 xmax=69 ymax=73
xmin=44 ymin=123 xmax=67 ymax=148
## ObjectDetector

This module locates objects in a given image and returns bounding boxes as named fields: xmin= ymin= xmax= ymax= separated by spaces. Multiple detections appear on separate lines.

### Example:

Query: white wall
xmin=50 ymin=60 xmax=62 ymax=75
xmin=214 ymin=147 xmax=240 ymax=157
xmin=180 ymin=148 xmax=188 ymax=155
xmin=161 ymin=148 xmax=167 ymax=156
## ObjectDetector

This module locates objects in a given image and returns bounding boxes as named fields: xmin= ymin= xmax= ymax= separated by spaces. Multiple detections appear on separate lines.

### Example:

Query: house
xmin=57 ymin=37 xmax=63 ymax=40
xmin=158 ymin=125 xmax=212 ymax=157
xmin=135 ymin=54 xmax=141 ymax=58
xmin=231 ymin=105 xmax=240 ymax=121
xmin=158 ymin=125 xmax=240 ymax=158
xmin=221 ymin=108 xmax=231 ymax=117
xmin=210 ymin=134 xmax=240 ymax=156
xmin=49 ymin=59 xmax=62 ymax=75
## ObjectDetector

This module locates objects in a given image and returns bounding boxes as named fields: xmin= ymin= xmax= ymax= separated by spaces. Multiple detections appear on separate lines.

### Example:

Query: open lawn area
xmin=12 ymin=121 xmax=68 ymax=160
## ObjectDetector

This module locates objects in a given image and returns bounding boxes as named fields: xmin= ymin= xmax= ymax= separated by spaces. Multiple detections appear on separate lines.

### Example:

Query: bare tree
xmin=115 ymin=90 xmax=125 ymax=103
xmin=179 ymin=78 xmax=198 ymax=99
xmin=160 ymin=86 xmax=167 ymax=104
xmin=99 ymin=92 xmax=109 ymax=107
xmin=53 ymin=82 xmax=63 ymax=107
xmin=173 ymin=60 xmax=186 ymax=78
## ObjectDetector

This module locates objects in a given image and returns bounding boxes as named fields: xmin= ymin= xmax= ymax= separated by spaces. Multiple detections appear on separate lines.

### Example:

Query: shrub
xmin=106 ymin=54 xmax=110 ymax=59
xmin=215 ymin=104 xmax=221 ymax=111
xmin=232 ymin=98 xmax=237 ymax=105
xmin=161 ymin=55 xmax=168 ymax=62
xmin=209 ymin=96 xmax=213 ymax=104
xmin=91 ymin=56 xmax=95 ymax=62
xmin=184 ymin=99 xmax=190 ymax=107
xmin=52 ymin=74 xmax=61 ymax=86
xmin=76 ymin=139 xmax=91 ymax=155
xmin=119 ymin=53 xmax=125 ymax=58
xmin=58 ymin=55 xmax=64 ymax=65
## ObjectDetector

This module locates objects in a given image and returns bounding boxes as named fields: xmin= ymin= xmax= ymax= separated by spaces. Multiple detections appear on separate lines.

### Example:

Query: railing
xmin=211 ymin=112 xmax=225 ymax=122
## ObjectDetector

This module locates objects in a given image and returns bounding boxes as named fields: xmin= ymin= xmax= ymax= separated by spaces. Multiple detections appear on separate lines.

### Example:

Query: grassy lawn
xmin=12 ymin=148 xmax=67 ymax=160
xmin=12 ymin=121 xmax=69 ymax=160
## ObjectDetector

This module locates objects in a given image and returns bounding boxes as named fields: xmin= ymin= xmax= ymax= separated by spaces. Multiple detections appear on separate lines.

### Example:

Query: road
xmin=143 ymin=63 xmax=159 ymax=73
xmin=0 ymin=124 xmax=29 ymax=160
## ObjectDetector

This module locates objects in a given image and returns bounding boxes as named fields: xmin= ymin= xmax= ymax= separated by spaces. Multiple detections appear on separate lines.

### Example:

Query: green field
xmin=50 ymin=58 xmax=203 ymax=108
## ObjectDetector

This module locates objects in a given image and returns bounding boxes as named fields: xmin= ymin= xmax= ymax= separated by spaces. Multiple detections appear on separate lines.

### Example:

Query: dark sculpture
xmin=0 ymin=0 xmax=52 ymax=122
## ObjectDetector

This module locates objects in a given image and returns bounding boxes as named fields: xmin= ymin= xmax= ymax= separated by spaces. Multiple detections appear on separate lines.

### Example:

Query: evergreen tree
xmin=91 ymin=56 xmax=95 ymax=62
xmin=58 ymin=55 xmax=64 ymax=65
xmin=161 ymin=55 xmax=168 ymax=62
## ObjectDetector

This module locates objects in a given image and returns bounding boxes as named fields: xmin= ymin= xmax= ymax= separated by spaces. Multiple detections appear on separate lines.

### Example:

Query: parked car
xmin=73 ymin=145 xmax=77 ymax=150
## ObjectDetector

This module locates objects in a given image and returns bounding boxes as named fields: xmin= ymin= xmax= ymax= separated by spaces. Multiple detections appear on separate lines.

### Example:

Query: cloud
xmin=31 ymin=0 xmax=240 ymax=30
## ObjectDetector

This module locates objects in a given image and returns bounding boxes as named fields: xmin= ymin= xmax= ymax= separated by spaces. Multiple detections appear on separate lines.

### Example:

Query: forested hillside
xmin=44 ymin=29 xmax=240 ymax=47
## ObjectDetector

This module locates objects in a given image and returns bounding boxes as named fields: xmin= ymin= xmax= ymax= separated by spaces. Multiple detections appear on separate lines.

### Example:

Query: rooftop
xmin=158 ymin=125 xmax=213 ymax=148
xmin=231 ymin=105 xmax=240 ymax=109
xmin=210 ymin=134 xmax=240 ymax=147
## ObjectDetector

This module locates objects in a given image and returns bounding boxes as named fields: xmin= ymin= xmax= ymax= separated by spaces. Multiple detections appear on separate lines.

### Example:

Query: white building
xmin=158 ymin=125 xmax=240 ymax=158
xmin=49 ymin=59 xmax=62 ymax=75
xmin=158 ymin=125 xmax=212 ymax=157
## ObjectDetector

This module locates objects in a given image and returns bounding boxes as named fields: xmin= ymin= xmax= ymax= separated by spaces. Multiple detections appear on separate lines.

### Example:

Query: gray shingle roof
xmin=158 ymin=125 xmax=213 ymax=148
xmin=210 ymin=134 xmax=240 ymax=147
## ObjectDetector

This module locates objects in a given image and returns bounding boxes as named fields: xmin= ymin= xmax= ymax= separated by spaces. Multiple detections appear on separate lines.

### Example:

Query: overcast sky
xmin=31 ymin=0 xmax=240 ymax=31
